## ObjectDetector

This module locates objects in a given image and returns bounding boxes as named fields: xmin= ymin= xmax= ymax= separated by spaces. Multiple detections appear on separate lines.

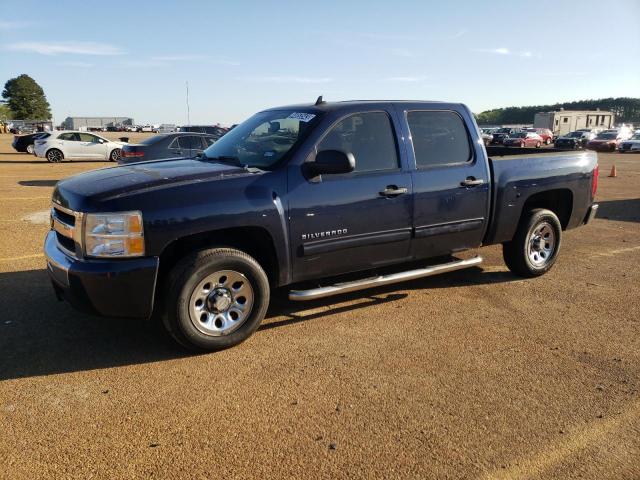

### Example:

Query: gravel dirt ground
xmin=0 ymin=133 xmax=638 ymax=479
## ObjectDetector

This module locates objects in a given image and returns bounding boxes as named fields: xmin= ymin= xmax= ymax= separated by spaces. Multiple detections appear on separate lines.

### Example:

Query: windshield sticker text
xmin=288 ymin=112 xmax=316 ymax=123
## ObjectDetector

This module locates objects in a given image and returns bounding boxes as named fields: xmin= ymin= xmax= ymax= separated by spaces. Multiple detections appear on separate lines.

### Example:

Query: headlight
xmin=84 ymin=211 xmax=144 ymax=258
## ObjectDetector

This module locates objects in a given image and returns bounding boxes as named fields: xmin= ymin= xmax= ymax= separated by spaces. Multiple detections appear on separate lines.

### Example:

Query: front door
xmin=398 ymin=108 xmax=490 ymax=259
xmin=288 ymin=109 xmax=413 ymax=282
xmin=78 ymin=133 xmax=108 ymax=159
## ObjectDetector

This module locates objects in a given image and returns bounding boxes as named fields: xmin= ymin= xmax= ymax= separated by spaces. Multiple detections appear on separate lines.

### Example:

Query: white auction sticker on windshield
xmin=288 ymin=112 xmax=316 ymax=123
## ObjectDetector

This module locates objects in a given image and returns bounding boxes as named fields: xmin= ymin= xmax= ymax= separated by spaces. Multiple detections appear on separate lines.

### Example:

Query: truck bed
xmin=483 ymin=147 xmax=597 ymax=245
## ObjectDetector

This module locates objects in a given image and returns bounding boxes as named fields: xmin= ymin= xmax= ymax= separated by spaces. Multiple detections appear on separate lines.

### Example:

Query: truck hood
xmin=53 ymin=158 xmax=249 ymax=206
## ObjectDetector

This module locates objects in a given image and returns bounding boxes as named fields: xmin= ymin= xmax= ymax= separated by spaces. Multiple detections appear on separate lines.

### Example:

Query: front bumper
xmin=583 ymin=204 xmax=599 ymax=225
xmin=44 ymin=230 xmax=160 ymax=318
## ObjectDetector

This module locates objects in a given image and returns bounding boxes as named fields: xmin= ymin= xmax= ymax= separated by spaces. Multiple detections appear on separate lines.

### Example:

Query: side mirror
xmin=305 ymin=150 xmax=355 ymax=178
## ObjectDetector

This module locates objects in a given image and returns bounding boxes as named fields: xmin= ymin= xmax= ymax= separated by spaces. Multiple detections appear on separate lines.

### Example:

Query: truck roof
xmin=262 ymin=100 xmax=461 ymax=113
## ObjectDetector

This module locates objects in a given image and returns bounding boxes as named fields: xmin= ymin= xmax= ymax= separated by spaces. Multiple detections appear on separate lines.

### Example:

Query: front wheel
xmin=162 ymin=248 xmax=270 ymax=351
xmin=503 ymin=209 xmax=562 ymax=277
xmin=536 ymin=141 xmax=541 ymax=148
xmin=545 ymin=138 xmax=551 ymax=145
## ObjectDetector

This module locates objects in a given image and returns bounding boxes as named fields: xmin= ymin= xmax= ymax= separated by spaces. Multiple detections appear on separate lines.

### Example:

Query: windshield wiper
xmin=201 ymin=154 xmax=264 ymax=173
xmin=203 ymin=155 xmax=244 ymax=167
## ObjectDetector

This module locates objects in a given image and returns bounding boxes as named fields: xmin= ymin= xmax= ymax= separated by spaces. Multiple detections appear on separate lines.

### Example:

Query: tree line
xmin=476 ymin=97 xmax=640 ymax=125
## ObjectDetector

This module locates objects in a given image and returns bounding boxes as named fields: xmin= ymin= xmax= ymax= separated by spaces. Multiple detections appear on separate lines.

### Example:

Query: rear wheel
xmin=26 ymin=144 xmax=35 ymax=154
xmin=503 ymin=209 xmax=562 ymax=277
xmin=109 ymin=148 xmax=121 ymax=162
xmin=46 ymin=149 xmax=63 ymax=163
xmin=162 ymin=248 xmax=270 ymax=351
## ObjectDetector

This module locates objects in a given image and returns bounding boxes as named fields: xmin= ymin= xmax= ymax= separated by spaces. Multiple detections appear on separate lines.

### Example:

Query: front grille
xmin=51 ymin=203 xmax=83 ymax=257
xmin=55 ymin=232 xmax=76 ymax=253
xmin=52 ymin=207 xmax=75 ymax=227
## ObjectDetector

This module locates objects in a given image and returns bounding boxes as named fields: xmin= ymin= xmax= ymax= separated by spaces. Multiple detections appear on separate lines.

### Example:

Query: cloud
xmin=447 ymin=28 xmax=467 ymax=40
xmin=6 ymin=41 xmax=124 ymax=55
xmin=243 ymin=76 xmax=333 ymax=84
xmin=384 ymin=75 xmax=429 ymax=82
xmin=58 ymin=61 xmax=94 ymax=68
xmin=387 ymin=47 xmax=418 ymax=58
xmin=151 ymin=54 xmax=240 ymax=66
xmin=474 ymin=47 xmax=538 ymax=58
xmin=0 ymin=20 xmax=32 ymax=29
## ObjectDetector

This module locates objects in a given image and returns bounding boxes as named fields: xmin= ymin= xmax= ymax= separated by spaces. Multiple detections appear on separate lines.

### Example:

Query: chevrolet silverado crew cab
xmin=45 ymin=99 xmax=599 ymax=351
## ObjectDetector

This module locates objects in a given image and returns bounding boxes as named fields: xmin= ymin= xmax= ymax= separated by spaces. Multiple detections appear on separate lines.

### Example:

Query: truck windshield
xmin=202 ymin=110 xmax=322 ymax=169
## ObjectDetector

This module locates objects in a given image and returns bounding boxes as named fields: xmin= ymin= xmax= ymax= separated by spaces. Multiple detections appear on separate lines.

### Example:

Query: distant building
xmin=62 ymin=117 xmax=134 ymax=130
xmin=534 ymin=110 xmax=614 ymax=136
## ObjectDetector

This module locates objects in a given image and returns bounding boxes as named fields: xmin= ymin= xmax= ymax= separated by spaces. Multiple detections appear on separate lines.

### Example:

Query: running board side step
xmin=288 ymin=256 xmax=483 ymax=301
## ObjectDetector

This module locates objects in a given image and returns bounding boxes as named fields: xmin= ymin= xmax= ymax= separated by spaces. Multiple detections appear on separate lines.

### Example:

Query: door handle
xmin=379 ymin=186 xmax=408 ymax=197
xmin=460 ymin=177 xmax=484 ymax=187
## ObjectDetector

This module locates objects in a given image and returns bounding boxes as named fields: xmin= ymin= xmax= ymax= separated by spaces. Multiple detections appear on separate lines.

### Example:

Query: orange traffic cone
xmin=608 ymin=165 xmax=617 ymax=177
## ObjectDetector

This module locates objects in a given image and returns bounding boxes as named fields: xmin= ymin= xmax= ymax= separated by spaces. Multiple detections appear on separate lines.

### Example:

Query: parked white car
xmin=33 ymin=131 xmax=126 ymax=162
xmin=618 ymin=133 xmax=640 ymax=153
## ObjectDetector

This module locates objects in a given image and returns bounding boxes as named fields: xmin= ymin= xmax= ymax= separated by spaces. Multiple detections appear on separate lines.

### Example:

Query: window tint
xmin=317 ymin=112 xmax=398 ymax=173
xmin=178 ymin=135 xmax=203 ymax=150
xmin=407 ymin=111 xmax=471 ymax=167
xmin=78 ymin=133 xmax=98 ymax=142
xmin=58 ymin=132 xmax=79 ymax=141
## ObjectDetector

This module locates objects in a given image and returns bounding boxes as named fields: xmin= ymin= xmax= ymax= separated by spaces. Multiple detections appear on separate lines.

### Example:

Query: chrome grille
xmin=51 ymin=203 xmax=84 ymax=258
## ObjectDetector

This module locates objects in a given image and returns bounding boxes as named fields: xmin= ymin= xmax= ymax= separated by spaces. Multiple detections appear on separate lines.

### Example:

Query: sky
xmin=1 ymin=0 xmax=639 ymax=125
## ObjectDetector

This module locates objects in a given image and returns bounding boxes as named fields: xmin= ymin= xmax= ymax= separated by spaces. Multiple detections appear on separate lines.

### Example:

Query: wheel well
xmin=46 ymin=148 xmax=64 ymax=158
xmin=158 ymin=227 xmax=279 ymax=286
xmin=522 ymin=189 xmax=573 ymax=229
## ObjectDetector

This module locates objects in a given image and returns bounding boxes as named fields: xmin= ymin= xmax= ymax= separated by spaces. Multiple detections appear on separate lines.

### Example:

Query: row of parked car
xmin=11 ymin=129 xmax=228 ymax=163
xmin=481 ymin=126 xmax=640 ymax=152
xmin=11 ymin=122 xmax=640 ymax=163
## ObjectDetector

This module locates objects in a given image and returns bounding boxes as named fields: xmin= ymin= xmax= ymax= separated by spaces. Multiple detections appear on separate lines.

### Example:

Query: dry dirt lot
xmin=0 ymin=133 xmax=638 ymax=479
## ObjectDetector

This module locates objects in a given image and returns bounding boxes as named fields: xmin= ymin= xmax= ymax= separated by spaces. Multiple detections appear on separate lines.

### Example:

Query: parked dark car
xmin=586 ymin=132 xmax=620 ymax=152
xmin=491 ymin=128 xmax=521 ymax=144
xmin=119 ymin=133 xmax=218 ymax=163
xmin=555 ymin=131 xmax=595 ymax=149
xmin=45 ymin=100 xmax=598 ymax=352
xmin=11 ymin=132 xmax=50 ymax=154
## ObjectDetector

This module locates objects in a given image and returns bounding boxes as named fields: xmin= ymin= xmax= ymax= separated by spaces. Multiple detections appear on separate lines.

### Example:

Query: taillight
xmin=591 ymin=164 xmax=599 ymax=198
xmin=122 ymin=151 xmax=144 ymax=158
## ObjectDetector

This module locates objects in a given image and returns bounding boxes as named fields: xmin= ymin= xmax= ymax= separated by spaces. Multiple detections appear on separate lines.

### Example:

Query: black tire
xmin=109 ymin=148 xmax=121 ymax=162
xmin=162 ymin=248 xmax=270 ymax=351
xmin=46 ymin=148 xmax=63 ymax=163
xmin=536 ymin=141 xmax=541 ymax=148
xmin=545 ymin=138 xmax=551 ymax=145
xmin=503 ymin=208 xmax=562 ymax=278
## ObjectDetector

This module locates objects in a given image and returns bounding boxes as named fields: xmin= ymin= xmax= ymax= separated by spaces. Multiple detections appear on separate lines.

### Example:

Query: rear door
xmin=58 ymin=132 xmax=82 ymax=157
xmin=396 ymin=107 xmax=490 ymax=259
xmin=287 ymin=107 xmax=413 ymax=281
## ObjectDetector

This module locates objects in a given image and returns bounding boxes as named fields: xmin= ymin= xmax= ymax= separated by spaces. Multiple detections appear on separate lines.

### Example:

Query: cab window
xmin=317 ymin=112 xmax=399 ymax=173
xmin=407 ymin=111 xmax=471 ymax=168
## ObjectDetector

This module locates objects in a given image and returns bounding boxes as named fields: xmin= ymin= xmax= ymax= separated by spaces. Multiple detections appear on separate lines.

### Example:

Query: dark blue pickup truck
xmin=45 ymin=100 xmax=599 ymax=351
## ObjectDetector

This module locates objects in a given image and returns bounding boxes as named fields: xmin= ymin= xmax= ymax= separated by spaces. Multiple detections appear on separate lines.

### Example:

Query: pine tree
xmin=2 ymin=74 xmax=52 ymax=120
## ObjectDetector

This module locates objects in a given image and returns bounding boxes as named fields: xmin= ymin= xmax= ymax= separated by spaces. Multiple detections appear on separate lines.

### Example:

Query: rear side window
xmin=317 ymin=112 xmax=399 ymax=173
xmin=178 ymin=135 xmax=204 ymax=150
xmin=407 ymin=111 xmax=471 ymax=167
xmin=58 ymin=132 xmax=79 ymax=141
